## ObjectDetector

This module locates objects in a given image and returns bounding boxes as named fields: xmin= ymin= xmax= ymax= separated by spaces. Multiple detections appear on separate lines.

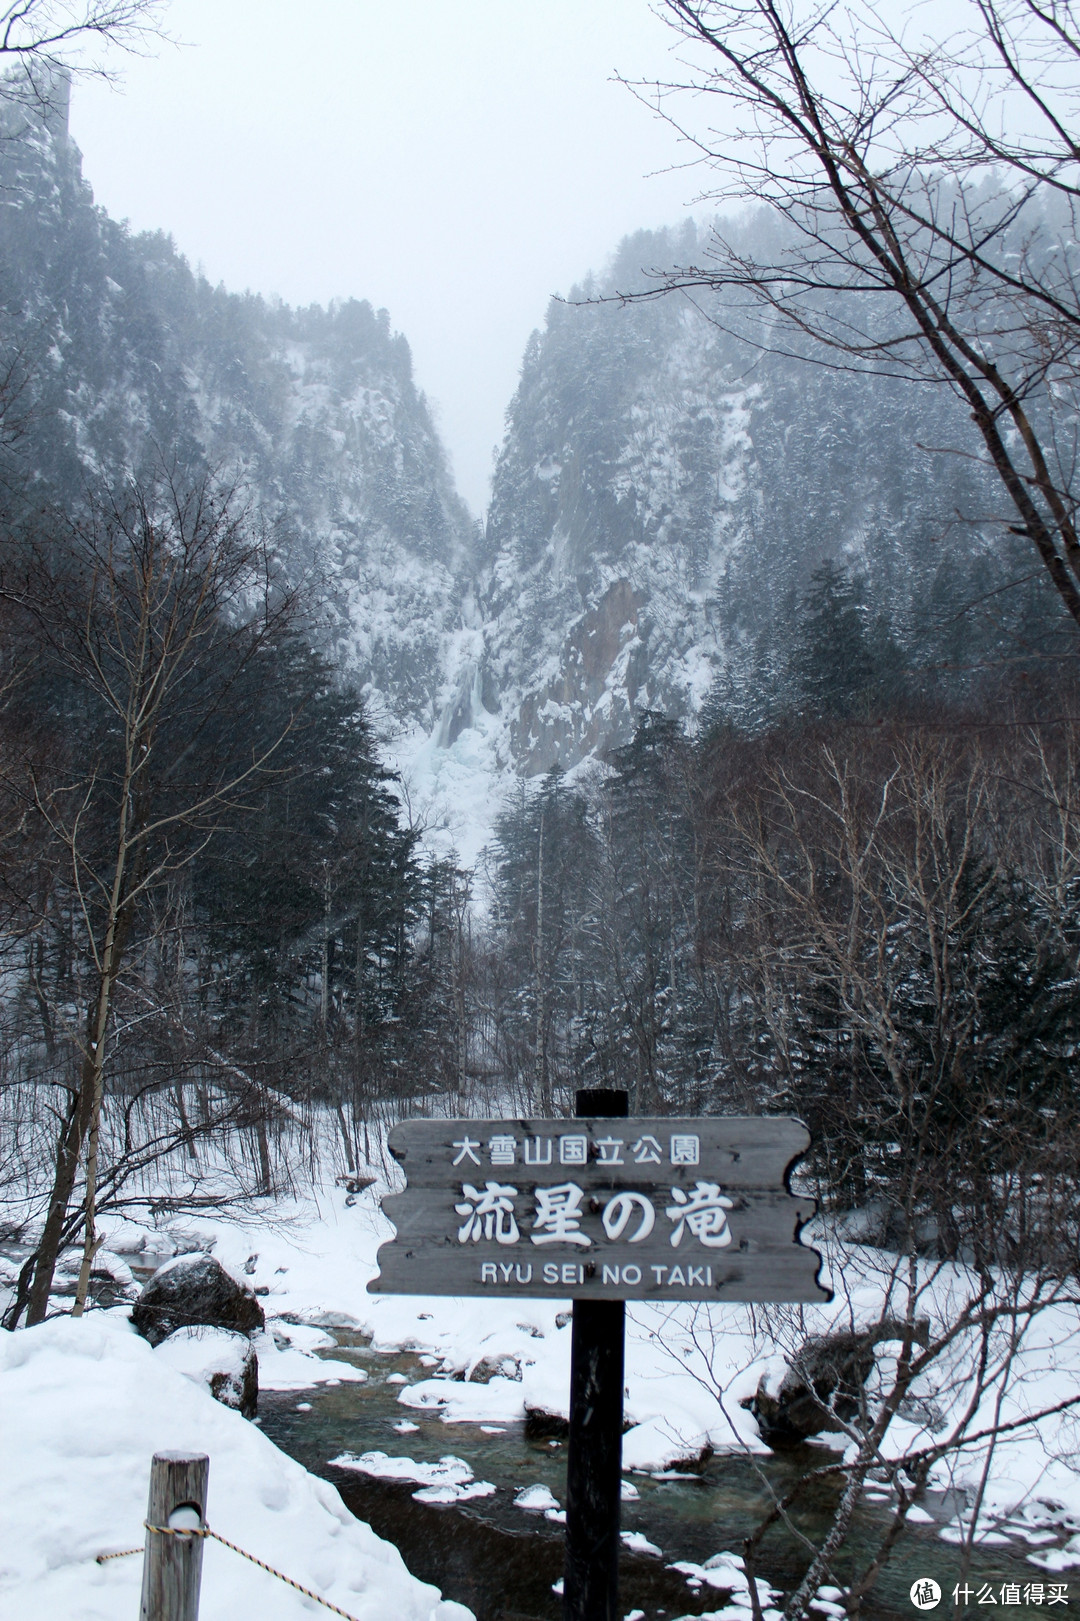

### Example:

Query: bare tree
xmin=697 ymin=714 xmax=1080 ymax=1259
xmin=622 ymin=0 xmax=1080 ymax=628
xmin=663 ymin=1230 xmax=1080 ymax=1620
xmin=0 ymin=1 xmax=165 ymax=70
xmin=1 ymin=476 xmax=297 ymax=1325
xmin=0 ymin=0 xmax=167 ymax=134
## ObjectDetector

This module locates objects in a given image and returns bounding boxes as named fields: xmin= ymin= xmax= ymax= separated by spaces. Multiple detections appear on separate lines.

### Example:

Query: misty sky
xmin=71 ymin=1 xmax=700 ymax=514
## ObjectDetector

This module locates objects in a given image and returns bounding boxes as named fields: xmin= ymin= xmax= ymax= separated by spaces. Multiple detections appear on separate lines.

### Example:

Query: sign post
xmin=563 ymin=1089 xmax=628 ymax=1621
xmin=369 ymin=1104 xmax=827 ymax=1621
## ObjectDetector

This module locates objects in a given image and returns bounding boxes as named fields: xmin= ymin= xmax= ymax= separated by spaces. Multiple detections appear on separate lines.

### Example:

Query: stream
xmin=258 ymin=1333 xmax=1052 ymax=1621
xmin=0 ymin=1240 xmax=1062 ymax=1619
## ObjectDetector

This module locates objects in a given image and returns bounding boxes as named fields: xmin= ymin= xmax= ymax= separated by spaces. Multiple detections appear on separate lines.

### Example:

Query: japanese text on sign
xmin=451 ymin=1132 xmax=698 ymax=1168
xmin=370 ymin=1115 xmax=828 ymax=1304
xmin=453 ymin=1179 xmax=733 ymax=1249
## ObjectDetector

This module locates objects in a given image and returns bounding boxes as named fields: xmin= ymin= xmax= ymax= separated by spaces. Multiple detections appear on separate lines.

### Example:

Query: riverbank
xmin=0 ymin=1312 xmax=473 ymax=1621
xmin=4 ymin=1168 xmax=1080 ymax=1618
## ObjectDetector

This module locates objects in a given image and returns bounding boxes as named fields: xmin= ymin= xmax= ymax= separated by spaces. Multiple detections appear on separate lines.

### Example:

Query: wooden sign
xmin=369 ymin=1115 xmax=828 ymax=1303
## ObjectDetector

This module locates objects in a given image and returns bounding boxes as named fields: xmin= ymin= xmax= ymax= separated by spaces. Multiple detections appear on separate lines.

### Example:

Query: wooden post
xmin=563 ymin=1088 xmax=628 ymax=1621
xmin=139 ymin=1452 xmax=209 ymax=1621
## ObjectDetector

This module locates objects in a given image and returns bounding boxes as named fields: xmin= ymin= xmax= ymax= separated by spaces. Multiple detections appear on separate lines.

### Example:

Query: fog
xmin=71 ymin=0 xmax=697 ymax=514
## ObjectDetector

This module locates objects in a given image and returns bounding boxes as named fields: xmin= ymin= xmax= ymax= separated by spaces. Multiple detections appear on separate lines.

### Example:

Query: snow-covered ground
xmin=51 ymin=1185 xmax=1080 ymax=1507
xmin=70 ymin=1185 xmax=755 ymax=1464
xmin=0 ymin=1312 xmax=472 ymax=1621
xmin=4 ymin=1170 xmax=1080 ymax=1619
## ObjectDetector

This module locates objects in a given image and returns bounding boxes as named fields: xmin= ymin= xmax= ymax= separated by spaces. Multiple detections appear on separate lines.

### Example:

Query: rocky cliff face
xmin=0 ymin=84 xmax=473 ymax=734
xmin=0 ymin=96 xmax=1058 ymax=813
xmin=470 ymin=224 xmax=1030 ymax=772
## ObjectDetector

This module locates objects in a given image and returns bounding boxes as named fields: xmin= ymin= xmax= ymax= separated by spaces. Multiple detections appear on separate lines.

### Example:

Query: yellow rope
xmin=95 ymin=1523 xmax=366 ymax=1621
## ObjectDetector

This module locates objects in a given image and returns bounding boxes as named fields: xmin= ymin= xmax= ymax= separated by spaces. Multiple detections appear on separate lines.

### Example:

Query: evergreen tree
xmin=592 ymin=714 xmax=712 ymax=1110
xmin=192 ymin=635 xmax=421 ymax=1085
xmin=489 ymin=771 xmax=596 ymax=1111
xmin=791 ymin=561 xmax=905 ymax=719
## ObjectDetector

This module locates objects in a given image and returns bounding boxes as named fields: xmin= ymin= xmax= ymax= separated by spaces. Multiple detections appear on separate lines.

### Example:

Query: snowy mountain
xmin=0 ymin=90 xmax=1060 ymax=821
xmin=472 ymin=223 xmax=1041 ymax=773
xmin=0 ymin=79 xmax=473 ymax=736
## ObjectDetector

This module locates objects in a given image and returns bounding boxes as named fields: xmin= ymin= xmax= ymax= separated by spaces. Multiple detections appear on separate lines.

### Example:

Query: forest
xmin=4 ymin=515 xmax=1078 ymax=1325
xmin=3 ymin=3 xmax=1080 ymax=1618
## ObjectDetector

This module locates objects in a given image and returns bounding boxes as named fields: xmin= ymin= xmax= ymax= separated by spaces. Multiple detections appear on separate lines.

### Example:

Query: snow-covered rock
xmin=131 ymin=1253 xmax=265 ymax=1347
xmin=155 ymin=1325 xmax=259 ymax=1418
xmin=329 ymin=1451 xmax=495 ymax=1505
xmin=513 ymin=1483 xmax=560 ymax=1511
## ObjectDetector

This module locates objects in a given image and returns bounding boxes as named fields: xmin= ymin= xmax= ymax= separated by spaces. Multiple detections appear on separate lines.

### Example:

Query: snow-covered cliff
xmin=0 ymin=88 xmax=473 ymax=735
xmin=471 ymin=223 xmax=1021 ymax=772
xmin=0 ymin=101 xmax=1054 ymax=810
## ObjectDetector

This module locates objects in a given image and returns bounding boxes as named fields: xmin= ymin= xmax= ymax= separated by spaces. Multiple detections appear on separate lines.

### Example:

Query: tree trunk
xmin=254 ymin=1112 xmax=273 ymax=1196
xmin=535 ymin=808 xmax=550 ymax=1114
xmin=28 ymin=774 xmax=134 ymax=1325
xmin=320 ymin=862 xmax=331 ymax=1034
xmin=26 ymin=993 xmax=109 ymax=1323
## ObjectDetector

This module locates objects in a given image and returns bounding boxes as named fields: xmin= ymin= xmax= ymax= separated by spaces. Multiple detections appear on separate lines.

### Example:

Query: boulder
xmin=466 ymin=1355 xmax=522 ymax=1384
xmin=154 ymin=1325 xmax=259 ymax=1418
xmin=749 ymin=1319 xmax=930 ymax=1448
xmin=131 ymin=1253 xmax=264 ymax=1347
xmin=87 ymin=1250 xmax=139 ymax=1308
xmin=524 ymin=1406 xmax=569 ymax=1441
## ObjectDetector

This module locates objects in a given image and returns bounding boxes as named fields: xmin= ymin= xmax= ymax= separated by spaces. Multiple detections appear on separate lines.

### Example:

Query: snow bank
xmin=154 ymin=1325 xmax=254 ymax=1411
xmin=0 ymin=1315 xmax=473 ymax=1621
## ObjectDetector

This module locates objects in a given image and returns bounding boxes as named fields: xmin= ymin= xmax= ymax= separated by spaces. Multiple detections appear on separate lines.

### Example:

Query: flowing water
xmin=258 ymin=1335 xmax=1053 ymax=1621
